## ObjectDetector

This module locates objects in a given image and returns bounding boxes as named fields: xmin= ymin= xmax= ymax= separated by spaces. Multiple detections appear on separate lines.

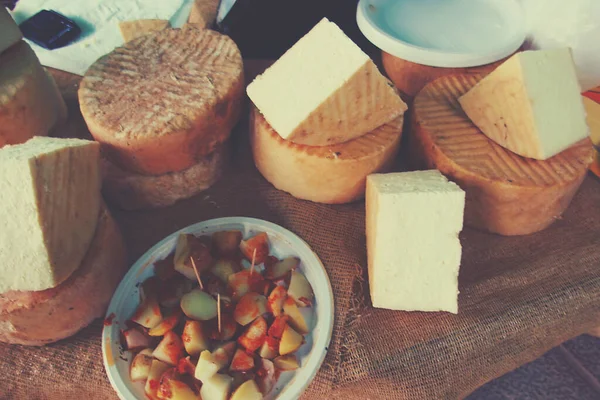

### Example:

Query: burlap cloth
xmin=0 ymin=62 xmax=599 ymax=400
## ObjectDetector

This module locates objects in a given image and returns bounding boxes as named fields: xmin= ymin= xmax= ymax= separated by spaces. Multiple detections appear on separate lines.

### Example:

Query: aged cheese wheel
xmin=410 ymin=74 xmax=594 ymax=236
xmin=0 ymin=42 xmax=67 ymax=148
xmin=79 ymin=26 xmax=244 ymax=175
xmin=250 ymin=106 xmax=403 ymax=204
xmin=0 ymin=204 xmax=127 ymax=346
xmin=102 ymin=143 xmax=228 ymax=210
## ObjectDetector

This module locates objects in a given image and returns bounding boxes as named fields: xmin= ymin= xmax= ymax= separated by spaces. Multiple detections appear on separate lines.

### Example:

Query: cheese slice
xmin=0 ymin=42 xmax=67 ymax=148
xmin=250 ymin=106 xmax=403 ymax=204
xmin=412 ymin=74 xmax=594 ymax=236
xmin=458 ymin=48 xmax=588 ymax=160
xmin=0 ymin=7 xmax=22 ymax=55
xmin=188 ymin=0 xmax=219 ymax=28
xmin=119 ymin=19 xmax=170 ymax=42
xmin=247 ymin=18 xmax=407 ymax=147
xmin=366 ymin=170 xmax=465 ymax=314
xmin=0 ymin=137 xmax=101 ymax=293
xmin=79 ymin=26 xmax=243 ymax=175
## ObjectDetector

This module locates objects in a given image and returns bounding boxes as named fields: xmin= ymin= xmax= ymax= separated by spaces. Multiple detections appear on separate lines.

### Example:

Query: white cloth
xmin=518 ymin=0 xmax=600 ymax=91
xmin=9 ymin=0 xmax=195 ymax=76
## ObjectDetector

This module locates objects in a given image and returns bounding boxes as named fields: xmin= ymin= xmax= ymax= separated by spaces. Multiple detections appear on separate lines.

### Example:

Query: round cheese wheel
xmin=0 ymin=42 xmax=67 ymax=148
xmin=0 ymin=205 xmax=127 ymax=346
xmin=79 ymin=26 xmax=244 ymax=175
xmin=250 ymin=106 xmax=403 ymax=204
xmin=102 ymin=143 xmax=228 ymax=210
xmin=410 ymin=74 xmax=594 ymax=236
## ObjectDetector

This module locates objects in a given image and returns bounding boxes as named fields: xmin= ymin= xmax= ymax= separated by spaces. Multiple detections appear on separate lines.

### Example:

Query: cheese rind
xmin=0 ymin=42 xmax=67 ymax=148
xmin=458 ymin=49 xmax=588 ymax=160
xmin=0 ymin=137 xmax=101 ymax=293
xmin=366 ymin=171 xmax=465 ymax=314
xmin=412 ymin=74 xmax=593 ymax=236
xmin=79 ymin=27 xmax=244 ymax=175
xmin=250 ymin=106 xmax=403 ymax=204
xmin=0 ymin=204 xmax=128 ymax=346
xmin=247 ymin=18 xmax=407 ymax=146
xmin=0 ymin=7 xmax=22 ymax=54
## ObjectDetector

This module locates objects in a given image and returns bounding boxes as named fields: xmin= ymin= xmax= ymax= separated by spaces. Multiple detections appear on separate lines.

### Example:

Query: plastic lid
xmin=356 ymin=0 xmax=526 ymax=68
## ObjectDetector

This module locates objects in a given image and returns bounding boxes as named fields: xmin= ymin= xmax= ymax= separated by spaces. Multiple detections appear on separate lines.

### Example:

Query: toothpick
xmin=217 ymin=293 xmax=222 ymax=333
xmin=190 ymin=256 xmax=204 ymax=290
xmin=250 ymin=248 xmax=257 ymax=276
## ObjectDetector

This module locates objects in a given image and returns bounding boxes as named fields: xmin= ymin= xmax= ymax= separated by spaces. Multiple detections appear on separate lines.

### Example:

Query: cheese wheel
xmin=0 ymin=204 xmax=127 ymax=346
xmin=102 ymin=143 xmax=228 ymax=210
xmin=79 ymin=26 xmax=244 ymax=175
xmin=0 ymin=7 xmax=22 ymax=55
xmin=0 ymin=42 xmax=67 ymax=148
xmin=250 ymin=106 xmax=403 ymax=204
xmin=410 ymin=74 xmax=594 ymax=236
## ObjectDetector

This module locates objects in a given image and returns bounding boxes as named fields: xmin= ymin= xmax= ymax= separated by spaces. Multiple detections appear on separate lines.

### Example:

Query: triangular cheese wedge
xmin=247 ymin=18 xmax=407 ymax=146
xmin=119 ymin=19 xmax=170 ymax=42
xmin=583 ymin=96 xmax=600 ymax=146
xmin=458 ymin=48 xmax=588 ymax=160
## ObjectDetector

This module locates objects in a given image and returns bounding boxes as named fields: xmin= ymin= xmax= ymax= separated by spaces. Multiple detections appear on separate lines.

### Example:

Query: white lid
xmin=357 ymin=0 xmax=527 ymax=68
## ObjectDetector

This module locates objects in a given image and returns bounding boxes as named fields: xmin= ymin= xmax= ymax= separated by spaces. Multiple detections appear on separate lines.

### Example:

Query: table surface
xmin=45 ymin=58 xmax=600 ymax=399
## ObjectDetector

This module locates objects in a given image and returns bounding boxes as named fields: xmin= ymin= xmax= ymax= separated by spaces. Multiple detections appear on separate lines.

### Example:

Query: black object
xmin=18 ymin=9 xmax=81 ymax=50
xmin=216 ymin=0 xmax=378 ymax=61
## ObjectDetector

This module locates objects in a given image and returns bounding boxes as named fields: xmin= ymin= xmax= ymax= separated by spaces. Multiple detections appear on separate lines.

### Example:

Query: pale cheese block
xmin=250 ymin=105 xmax=403 ymax=204
xmin=102 ymin=142 xmax=228 ymax=210
xmin=0 ymin=41 xmax=67 ymax=148
xmin=119 ymin=19 xmax=170 ymax=42
xmin=458 ymin=49 xmax=589 ymax=160
xmin=0 ymin=204 xmax=128 ymax=346
xmin=188 ymin=0 xmax=220 ymax=28
xmin=79 ymin=26 xmax=244 ymax=175
xmin=247 ymin=18 xmax=407 ymax=147
xmin=366 ymin=170 xmax=465 ymax=314
xmin=0 ymin=137 xmax=101 ymax=292
xmin=0 ymin=7 xmax=22 ymax=55
xmin=411 ymin=74 xmax=594 ymax=236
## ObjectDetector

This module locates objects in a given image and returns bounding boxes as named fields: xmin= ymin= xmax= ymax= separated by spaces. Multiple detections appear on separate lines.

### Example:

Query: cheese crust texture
xmin=250 ymin=106 xmax=403 ymax=204
xmin=247 ymin=18 xmax=407 ymax=146
xmin=0 ymin=137 xmax=101 ymax=292
xmin=79 ymin=26 xmax=244 ymax=175
xmin=102 ymin=143 xmax=228 ymax=210
xmin=411 ymin=74 xmax=594 ymax=236
xmin=0 ymin=204 xmax=128 ymax=346
xmin=458 ymin=49 xmax=588 ymax=160
xmin=366 ymin=171 xmax=465 ymax=314
xmin=0 ymin=7 xmax=22 ymax=55
xmin=0 ymin=42 xmax=67 ymax=148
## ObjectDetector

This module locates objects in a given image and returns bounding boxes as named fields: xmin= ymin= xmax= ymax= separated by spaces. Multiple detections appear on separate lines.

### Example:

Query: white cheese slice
xmin=0 ymin=137 xmax=101 ymax=293
xmin=247 ymin=18 xmax=407 ymax=146
xmin=365 ymin=170 xmax=465 ymax=314
xmin=0 ymin=7 xmax=22 ymax=55
xmin=459 ymin=48 xmax=589 ymax=160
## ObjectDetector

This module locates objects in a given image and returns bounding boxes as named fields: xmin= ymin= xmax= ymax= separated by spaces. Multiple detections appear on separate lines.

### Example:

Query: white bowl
xmin=102 ymin=217 xmax=334 ymax=400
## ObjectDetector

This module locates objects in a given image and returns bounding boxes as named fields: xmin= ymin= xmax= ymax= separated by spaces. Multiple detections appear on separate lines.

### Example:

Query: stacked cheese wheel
xmin=0 ymin=8 xmax=67 ymax=148
xmin=247 ymin=18 xmax=408 ymax=204
xmin=79 ymin=26 xmax=244 ymax=210
xmin=410 ymin=50 xmax=594 ymax=236
xmin=0 ymin=137 xmax=127 ymax=345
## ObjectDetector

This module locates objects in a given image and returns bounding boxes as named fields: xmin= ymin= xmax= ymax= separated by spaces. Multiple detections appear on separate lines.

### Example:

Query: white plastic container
xmin=357 ymin=0 xmax=526 ymax=68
